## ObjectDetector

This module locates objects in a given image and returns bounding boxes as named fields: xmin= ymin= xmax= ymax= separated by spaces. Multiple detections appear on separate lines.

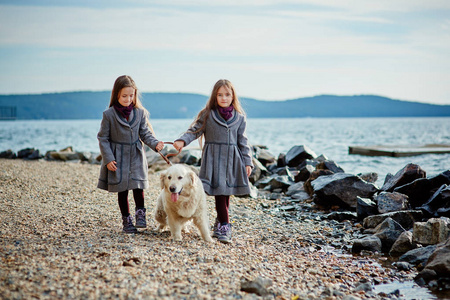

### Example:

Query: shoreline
xmin=0 ymin=159 xmax=435 ymax=299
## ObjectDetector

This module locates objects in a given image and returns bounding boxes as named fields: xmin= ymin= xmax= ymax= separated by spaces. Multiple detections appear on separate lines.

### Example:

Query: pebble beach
xmin=0 ymin=159 xmax=422 ymax=299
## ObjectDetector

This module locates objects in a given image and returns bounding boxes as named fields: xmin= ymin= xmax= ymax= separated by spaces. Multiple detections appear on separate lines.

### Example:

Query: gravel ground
xmin=0 ymin=159 xmax=418 ymax=299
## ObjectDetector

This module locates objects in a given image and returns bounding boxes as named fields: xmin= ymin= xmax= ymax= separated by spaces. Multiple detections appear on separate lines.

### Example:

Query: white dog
xmin=154 ymin=164 xmax=212 ymax=242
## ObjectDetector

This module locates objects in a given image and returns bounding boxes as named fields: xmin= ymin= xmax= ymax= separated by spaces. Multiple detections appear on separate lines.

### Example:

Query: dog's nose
xmin=169 ymin=185 xmax=176 ymax=193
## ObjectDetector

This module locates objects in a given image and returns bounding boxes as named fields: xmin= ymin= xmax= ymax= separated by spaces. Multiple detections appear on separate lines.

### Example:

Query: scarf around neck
xmin=218 ymin=106 xmax=234 ymax=121
xmin=114 ymin=103 xmax=133 ymax=120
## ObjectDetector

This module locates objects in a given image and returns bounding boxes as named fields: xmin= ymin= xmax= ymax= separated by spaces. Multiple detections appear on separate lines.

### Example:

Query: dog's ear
xmin=160 ymin=171 xmax=166 ymax=189
xmin=188 ymin=171 xmax=197 ymax=187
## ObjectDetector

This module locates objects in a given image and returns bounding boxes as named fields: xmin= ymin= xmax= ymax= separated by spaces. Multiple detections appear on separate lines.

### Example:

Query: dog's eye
xmin=178 ymin=176 xmax=183 ymax=180
xmin=168 ymin=176 xmax=172 ymax=180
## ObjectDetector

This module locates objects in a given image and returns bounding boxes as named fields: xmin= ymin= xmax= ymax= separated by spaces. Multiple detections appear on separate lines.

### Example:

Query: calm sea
xmin=1 ymin=118 xmax=449 ymax=186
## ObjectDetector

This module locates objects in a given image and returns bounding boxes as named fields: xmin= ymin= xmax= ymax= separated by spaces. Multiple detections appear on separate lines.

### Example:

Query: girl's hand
xmin=173 ymin=140 xmax=185 ymax=152
xmin=156 ymin=141 xmax=164 ymax=152
xmin=246 ymin=166 xmax=252 ymax=177
xmin=107 ymin=161 xmax=117 ymax=172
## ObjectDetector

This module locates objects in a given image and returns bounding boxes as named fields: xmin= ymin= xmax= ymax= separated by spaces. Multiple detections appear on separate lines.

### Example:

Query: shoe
xmin=217 ymin=223 xmax=232 ymax=244
xmin=122 ymin=215 xmax=137 ymax=233
xmin=135 ymin=208 xmax=147 ymax=228
xmin=212 ymin=218 xmax=220 ymax=238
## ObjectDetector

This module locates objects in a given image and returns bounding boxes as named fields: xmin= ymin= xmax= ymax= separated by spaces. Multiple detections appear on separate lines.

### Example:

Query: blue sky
xmin=0 ymin=0 xmax=449 ymax=104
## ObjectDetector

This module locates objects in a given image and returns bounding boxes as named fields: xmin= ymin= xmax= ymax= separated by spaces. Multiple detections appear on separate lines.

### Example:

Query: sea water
xmin=1 ymin=117 xmax=449 ymax=186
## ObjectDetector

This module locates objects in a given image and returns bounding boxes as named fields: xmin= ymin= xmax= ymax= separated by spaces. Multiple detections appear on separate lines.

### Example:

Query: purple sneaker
xmin=135 ymin=208 xmax=147 ymax=228
xmin=218 ymin=223 xmax=232 ymax=244
xmin=122 ymin=215 xmax=137 ymax=233
xmin=212 ymin=219 xmax=220 ymax=238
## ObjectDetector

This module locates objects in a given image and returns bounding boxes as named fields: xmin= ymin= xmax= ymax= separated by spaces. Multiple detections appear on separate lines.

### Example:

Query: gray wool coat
xmin=176 ymin=109 xmax=253 ymax=196
xmin=97 ymin=107 xmax=160 ymax=193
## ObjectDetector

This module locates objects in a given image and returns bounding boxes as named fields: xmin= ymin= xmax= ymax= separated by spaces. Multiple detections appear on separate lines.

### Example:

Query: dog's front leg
xmin=167 ymin=216 xmax=183 ymax=241
xmin=193 ymin=216 xmax=213 ymax=242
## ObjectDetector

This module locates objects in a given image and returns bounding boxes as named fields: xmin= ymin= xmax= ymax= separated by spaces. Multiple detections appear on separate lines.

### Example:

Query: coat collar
xmin=112 ymin=107 xmax=137 ymax=127
xmin=211 ymin=108 xmax=240 ymax=127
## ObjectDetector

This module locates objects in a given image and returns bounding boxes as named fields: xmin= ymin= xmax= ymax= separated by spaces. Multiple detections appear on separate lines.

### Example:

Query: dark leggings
xmin=118 ymin=189 xmax=145 ymax=217
xmin=215 ymin=195 xmax=230 ymax=224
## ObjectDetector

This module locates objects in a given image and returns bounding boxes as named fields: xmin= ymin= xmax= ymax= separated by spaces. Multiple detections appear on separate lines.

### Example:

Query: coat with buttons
xmin=176 ymin=109 xmax=253 ymax=196
xmin=97 ymin=107 xmax=160 ymax=193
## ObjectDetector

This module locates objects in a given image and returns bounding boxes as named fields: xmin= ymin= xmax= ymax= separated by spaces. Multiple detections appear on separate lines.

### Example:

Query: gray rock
xmin=363 ymin=210 xmax=423 ymax=230
xmin=352 ymin=235 xmax=382 ymax=253
xmin=316 ymin=160 xmax=345 ymax=173
xmin=419 ymin=237 xmax=450 ymax=280
xmin=179 ymin=149 xmax=202 ymax=165
xmin=393 ymin=261 xmax=413 ymax=271
xmin=295 ymin=162 xmax=316 ymax=182
xmin=420 ymin=184 xmax=450 ymax=218
xmin=375 ymin=191 xmax=410 ymax=214
xmin=357 ymin=172 xmax=378 ymax=184
xmin=254 ymin=146 xmax=276 ymax=166
xmin=413 ymin=217 xmax=450 ymax=245
xmin=373 ymin=217 xmax=406 ymax=253
xmin=0 ymin=149 xmax=16 ymax=159
xmin=394 ymin=170 xmax=450 ymax=209
xmin=285 ymin=145 xmax=317 ymax=167
xmin=240 ymin=276 xmax=272 ymax=296
xmin=311 ymin=173 xmax=378 ymax=209
xmin=304 ymin=169 xmax=334 ymax=196
xmin=325 ymin=211 xmax=357 ymax=222
xmin=249 ymin=157 xmax=268 ymax=184
xmin=356 ymin=197 xmax=378 ymax=221
xmin=399 ymin=245 xmax=438 ymax=267
xmin=286 ymin=181 xmax=306 ymax=196
xmin=381 ymin=163 xmax=426 ymax=192
xmin=389 ymin=231 xmax=417 ymax=257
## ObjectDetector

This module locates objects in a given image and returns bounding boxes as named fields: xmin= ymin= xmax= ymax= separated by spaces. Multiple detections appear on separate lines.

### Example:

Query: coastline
xmin=0 ymin=159 xmax=420 ymax=299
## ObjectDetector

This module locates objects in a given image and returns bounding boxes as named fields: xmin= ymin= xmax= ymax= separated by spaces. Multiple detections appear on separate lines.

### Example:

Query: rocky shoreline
xmin=1 ymin=144 xmax=450 ymax=299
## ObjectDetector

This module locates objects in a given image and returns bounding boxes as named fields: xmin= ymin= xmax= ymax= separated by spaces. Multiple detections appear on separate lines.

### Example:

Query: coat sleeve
xmin=237 ymin=117 xmax=254 ymax=167
xmin=139 ymin=110 xmax=160 ymax=151
xmin=97 ymin=112 xmax=115 ymax=164
xmin=175 ymin=114 xmax=205 ymax=147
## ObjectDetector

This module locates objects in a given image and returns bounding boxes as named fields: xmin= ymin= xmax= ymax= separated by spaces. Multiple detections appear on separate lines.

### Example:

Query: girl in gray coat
xmin=173 ymin=79 xmax=253 ymax=244
xmin=98 ymin=75 xmax=164 ymax=233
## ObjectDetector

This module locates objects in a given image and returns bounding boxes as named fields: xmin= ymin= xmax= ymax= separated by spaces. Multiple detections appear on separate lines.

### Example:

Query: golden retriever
xmin=154 ymin=164 xmax=212 ymax=242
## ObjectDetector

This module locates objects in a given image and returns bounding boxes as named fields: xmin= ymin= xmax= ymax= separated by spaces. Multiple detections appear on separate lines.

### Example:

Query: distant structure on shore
xmin=0 ymin=106 xmax=16 ymax=120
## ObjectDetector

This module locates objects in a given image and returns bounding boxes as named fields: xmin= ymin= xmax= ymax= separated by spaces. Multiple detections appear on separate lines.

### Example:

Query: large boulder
xmin=249 ymin=158 xmax=269 ymax=184
xmin=0 ymin=149 xmax=16 ymax=159
xmin=399 ymin=245 xmax=438 ymax=267
xmin=352 ymin=235 xmax=382 ymax=254
xmin=375 ymin=191 xmax=410 ymax=214
xmin=419 ymin=184 xmax=450 ymax=218
xmin=389 ymin=231 xmax=417 ymax=257
xmin=416 ymin=238 xmax=450 ymax=285
xmin=363 ymin=210 xmax=423 ymax=230
xmin=373 ymin=217 xmax=406 ymax=253
xmin=413 ymin=217 xmax=450 ymax=246
xmin=315 ymin=160 xmax=344 ymax=173
xmin=394 ymin=170 xmax=450 ymax=209
xmin=253 ymin=146 xmax=276 ymax=167
xmin=356 ymin=197 xmax=378 ymax=221
xmin=294 ymin=160 xmax=317 ymax=182
xmin=285 ymin=145 xmax=317 ymax=167
xmin=311 ymin=173 xmax=378 ymax=209
xmin=304 ymin=169 xmax=333 ymax=196
xmin=381 ymin=163 xmax=426 ymax=192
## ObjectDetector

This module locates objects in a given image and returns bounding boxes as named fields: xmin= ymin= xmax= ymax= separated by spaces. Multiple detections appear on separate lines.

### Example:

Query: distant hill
xmin=0 ymin=91 xmax=449 ymax=119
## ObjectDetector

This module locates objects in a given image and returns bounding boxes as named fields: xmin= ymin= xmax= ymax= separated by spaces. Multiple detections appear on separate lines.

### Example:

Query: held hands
xmin=173 ymin=140 xmax=185 ymax=152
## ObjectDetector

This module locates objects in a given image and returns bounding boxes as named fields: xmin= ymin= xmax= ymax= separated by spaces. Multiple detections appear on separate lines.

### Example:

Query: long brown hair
xmin=192 ymin=79 xmax=245 ymax=133
xmin=109 ymin=75 xmax=155 ymax=134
